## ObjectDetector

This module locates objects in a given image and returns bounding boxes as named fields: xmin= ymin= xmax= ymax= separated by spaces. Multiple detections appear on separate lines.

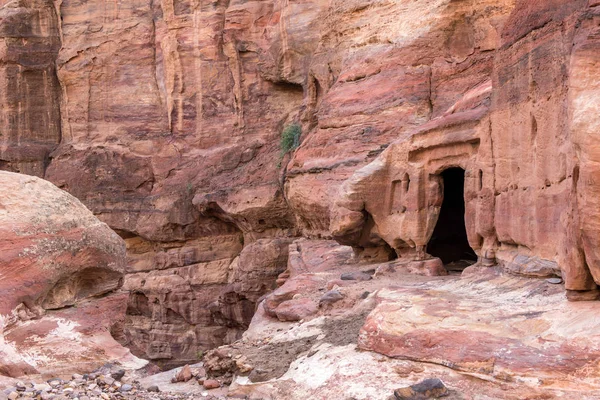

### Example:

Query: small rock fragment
xmin=97 ymin=376 xmax=114 ymax=386
xmin=546 ymin=277 xmax=563 ymax=284
xmin=235 ymin=357 xmax=254 ymax=374
xmin=248 ymin=368 xmax=271 ymax=383
xmin=274 ymin=298 xmax=318 ymax=322
xmin=319 ymin=289 xmax=344 ymax=306
xmin=33 ymin=384 xmax=50 ymax=392
xmin=394 ymin=378 xmax=449 ymax=399
xmin=326 ymin=279 xmax=353 ymax=290
xmin=119 ymin=384 xmax=133 ymax=392
xmin=172 ymin=364 xmax=193 ymax=383
xmin=111 ymin=370 xmax=125 ymax=381
xmin=340 ymin=271 xmax=372 ymax=281
xmin=146 ymin=385 xmax=160 ymax=393
xmin=47 ymin=379 xmax=61 ymax=388
xmin=202 ymin=379 xmax=220 ymax=390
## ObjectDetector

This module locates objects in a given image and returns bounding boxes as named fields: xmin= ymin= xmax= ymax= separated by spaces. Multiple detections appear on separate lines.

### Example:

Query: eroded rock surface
xmin=203 ymin=243 xmax=600 ymax=399
xmin=331 ymin=0 xmax=600 ymax=299
xmin=0 ymin=0 xmax=62 ymax=177
xmin=359 ymin=266 xmax=600 ymax=392
xmin=2 ymin=0 xmax=600 ymax=371
xmin=0 ymin=171 xmax=143 ymax=378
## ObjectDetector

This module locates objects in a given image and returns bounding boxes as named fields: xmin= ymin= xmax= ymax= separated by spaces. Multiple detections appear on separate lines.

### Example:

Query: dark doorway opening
xmin=426 ymin=168 xmax=477 ymax=269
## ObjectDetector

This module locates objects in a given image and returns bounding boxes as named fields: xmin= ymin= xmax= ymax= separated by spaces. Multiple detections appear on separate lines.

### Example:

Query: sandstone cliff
xmin=0 ymin=170 xmax=144 ymax=377
xmin=2 ymin=0 xmax=600 ymax=370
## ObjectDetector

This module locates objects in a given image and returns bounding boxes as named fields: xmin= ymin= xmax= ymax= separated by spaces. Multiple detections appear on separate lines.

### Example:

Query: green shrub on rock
xmin=280 ymin=123 xmax=302 ymax=156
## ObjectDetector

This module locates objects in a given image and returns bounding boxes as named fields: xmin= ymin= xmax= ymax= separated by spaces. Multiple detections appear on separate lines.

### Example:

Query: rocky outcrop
xmin=0 ymin=171 xmax=143 ymax=378
xmin=2 ymin=0 xmax=600 ymax=369
xmin=331 ymin=0 xmax=600 ymax=299
xmin=118 ymin=236 xmax=291 ymax=369
xmin=358 ymin=266 xmax=600 ymax=392
xmin=203 ymin=242 xmax=600 ymax=399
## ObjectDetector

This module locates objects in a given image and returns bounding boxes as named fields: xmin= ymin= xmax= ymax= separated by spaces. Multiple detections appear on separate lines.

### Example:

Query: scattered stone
xmin=33 ymin=384 xmax=50 ymax=392
xmin=171 ymin=364 xmax=193 ymax=383
xmin=326 ymin=279 xmax=353 ymax=290
xmin=248 ymin=368 xmax=271 ymax=383
xmin=119 ymin=384 xmax=133 ymax=392
xmin=47 ymin=379 xmax=62 ymax=388
xmin=274 ymin=298 xmax=319 ymax=322
xmin=319 ymin=289 xmax=345 ymax=306
xmin=546 ymin=277 xmax=563 ymax=284
xmin=235 ymin=356 xmax=254 ymax=374
xmin=202 ymin=379 xmax=220 ymax=390
xmin=8 ymin=392 xmax=18 ymax=400
xmin=111 ymin=370 xmax=126 ymax=381
xmin=394 ymin=378 xmax=449 ymax=399
xmin=340 ymin=271 xmax=372 ymax=281
xmin=146 ymin=386 xmax=160 ymax=393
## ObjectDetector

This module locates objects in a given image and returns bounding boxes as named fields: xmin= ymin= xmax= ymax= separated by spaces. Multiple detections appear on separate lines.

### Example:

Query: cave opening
xmin=426 ymin=168 xmax=477 ymax=269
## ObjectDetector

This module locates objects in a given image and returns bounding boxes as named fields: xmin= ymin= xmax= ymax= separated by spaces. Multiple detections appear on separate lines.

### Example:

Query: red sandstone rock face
xmin=0 ymin=0 xmax=62 ymax=176
xmin=331 ymin=0 xmax=600 ymax=298
xmin=0 ymin=171 xmax=143 ymax=378
xmin=2 ymin=0 xmax=600 ymax=367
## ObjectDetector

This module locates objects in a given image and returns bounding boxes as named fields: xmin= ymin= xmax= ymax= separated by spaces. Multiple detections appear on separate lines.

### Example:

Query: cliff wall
xmin=2 ymin=0 xmax=600 ymax=367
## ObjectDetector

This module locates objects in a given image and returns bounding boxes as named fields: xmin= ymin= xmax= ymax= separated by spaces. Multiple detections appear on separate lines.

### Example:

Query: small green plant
xmin=197 ymin=350 xmax=204 ymax=360
xmin=280 ymin=123 xmax=302 ymax=157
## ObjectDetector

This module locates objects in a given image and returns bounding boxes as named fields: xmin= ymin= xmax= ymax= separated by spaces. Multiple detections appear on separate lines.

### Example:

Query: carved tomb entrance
xmin=426 ymin=168 xmax=477 ymax=270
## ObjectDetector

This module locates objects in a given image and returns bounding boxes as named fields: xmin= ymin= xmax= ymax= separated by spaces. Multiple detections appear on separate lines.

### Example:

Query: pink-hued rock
xmin=358 ymin=268 xmax=600 ymax=391
xmin=119 ymin=236 xmax=292 ymax=368
xmin=273 ymin=298 xmax=319 ymax=322
xmin=0 ymin=171 xmax=143 ymax=378
xmin=0 ymin=0 xmax=61 ymax=177
xmin=171 ymin=365 xmax=193 ymax=383
xmin=0 ymin=171 xmax=126 ymax=317
xmin=405 ymin=258 xmax=448 ymax=277
xmin=330 ymin=0 xmax=600 ymax=301
xmin=202 ymin=379 xmax=221 ymax=390
xmin=263 ymin=275 xmax=324 ymax=318
xmin=3 ymin=0 xmax=600 ymax=370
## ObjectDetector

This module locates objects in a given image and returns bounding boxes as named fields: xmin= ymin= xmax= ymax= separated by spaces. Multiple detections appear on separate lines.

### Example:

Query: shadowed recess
xmin=427 ymin=168 xmax=477 ymax=266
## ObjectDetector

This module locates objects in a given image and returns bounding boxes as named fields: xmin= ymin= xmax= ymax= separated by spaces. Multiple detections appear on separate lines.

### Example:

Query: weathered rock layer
xmin=0 ymin=170 xmax=143 ymax=378
xmin=2 ymin=0 xmax=600 ymax=367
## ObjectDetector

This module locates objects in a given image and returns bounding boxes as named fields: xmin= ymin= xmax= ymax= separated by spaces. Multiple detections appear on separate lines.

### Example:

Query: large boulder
xmin=0 ymin=171 xmax=144 ymax=378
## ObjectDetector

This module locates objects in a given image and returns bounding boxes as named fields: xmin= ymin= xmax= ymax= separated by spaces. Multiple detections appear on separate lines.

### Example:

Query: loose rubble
xmin=1 ymin=365 xmax=230 ymax=400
